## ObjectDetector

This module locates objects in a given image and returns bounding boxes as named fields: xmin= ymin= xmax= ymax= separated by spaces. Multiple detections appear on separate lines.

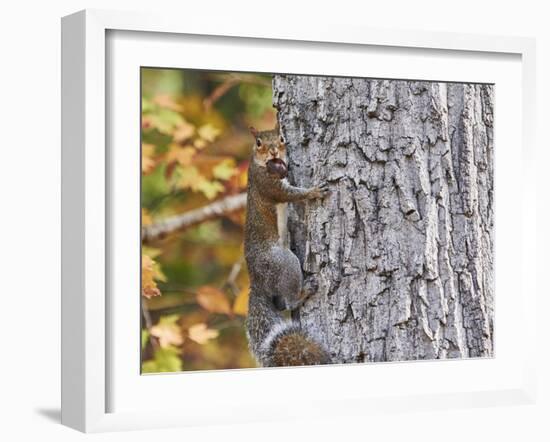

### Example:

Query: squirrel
xmin=244 ymin=123 xmax=331 ymax=367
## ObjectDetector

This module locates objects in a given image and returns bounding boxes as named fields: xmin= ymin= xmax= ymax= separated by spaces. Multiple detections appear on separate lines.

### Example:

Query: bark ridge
xmin=273 ymin=75 xmax=494 ymax=363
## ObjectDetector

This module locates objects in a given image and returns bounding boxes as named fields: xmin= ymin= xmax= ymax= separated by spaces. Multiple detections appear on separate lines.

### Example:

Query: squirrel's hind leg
xmin=269 ymin=246 xmax=303 ymax=311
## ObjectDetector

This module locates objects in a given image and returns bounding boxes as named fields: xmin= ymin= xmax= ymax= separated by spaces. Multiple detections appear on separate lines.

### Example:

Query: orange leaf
xmin=142 ymin=208 xmax=153 ymax=226
xmin=196 ymin=286 xmax=232 ymax=315
xmin=233 ymin=286 xmax=249 ymax=316
xmin=142 ymin=143 xmax=156 ymax=174
xmin=142 ymin=255 xmax=161 ymax=299
xmin=188 ymin=323 xmax=219 ymax=344
xmin=166 ymin=145 xmax=196 ymax=166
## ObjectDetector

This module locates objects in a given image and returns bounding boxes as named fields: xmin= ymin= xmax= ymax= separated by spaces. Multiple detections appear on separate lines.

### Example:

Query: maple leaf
xmin=150 ymin=315 xmax=184 ymax=348
xmin=233 ymin=286 xmax=249 ymax=316
xmin=193 ymin=138 xmax=207 ymax=150
xmin=188 ymin=323 xmax=219 ymax=345
xmin=177 ymin=166 xmax=225 ymax=200
xmin=196 ymin=286 xmax=232 ymax=315
xmin=195 ymin=180 xmax=225 ymax=200
xmin=147 ymin=108 xmax=184 ymax=135
xmin=198 ymin=123 xmax=220 ymax=143
xmin=177 ymin=166 xmax=203 ymax=190
xmin=142 ymin=255 xmax=161 ymax=299
xmin=172 ymin=120 xmax=195 ymax=143
xmin=213 ymin=159 xmax=238 ymax=181
xmin=166 ymin=145 xmax=197 ymax=166
xmin=142 ymin=143 xmax=156 ymax=174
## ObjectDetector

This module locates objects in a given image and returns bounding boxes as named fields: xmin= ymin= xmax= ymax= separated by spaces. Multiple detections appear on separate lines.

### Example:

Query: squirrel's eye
xmin=256 ymin=138 xmax=262 ymax=147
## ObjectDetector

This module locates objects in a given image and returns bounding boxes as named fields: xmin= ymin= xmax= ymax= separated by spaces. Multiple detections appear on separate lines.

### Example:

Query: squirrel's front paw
xmin=308 ymin=183 xmax=331 ymax=199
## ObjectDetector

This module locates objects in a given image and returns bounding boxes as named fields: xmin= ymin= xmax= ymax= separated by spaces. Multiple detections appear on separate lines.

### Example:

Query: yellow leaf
xmin=196 ymin=286 xmax=232 ymax=315
xmin=194 ymin=138 xmax=207 ymax=149
xmin=188 ymin=323 xmax=219 ymax=345
xmin=142 ymin=143 xmax=156 ymax=174
xmin=150 ymin=315 xmax=184 ymax=348
xmin=239 ymin=168 xmax=248 ymax=188
xmin=213 ymin=159 xmax=237 ymax=181
xmin=195 ymin=180 xmax=225 ymax=200
xmin=176 ymin=166 xmax=224 ymax=199
xmin=142 ymin=255 xmax=161 ymax=299
xmin=233 ymin=287 xmax=249 ymax=316
xmin=142 ymin=246 xmax=162 ymax=259
xmin=177 ymin=166 xmax=203 ymax=189
xmin=198 ymin=123 xmax=220 ymax=143
xmin=142 ymin=208 xmax=153 ymax=226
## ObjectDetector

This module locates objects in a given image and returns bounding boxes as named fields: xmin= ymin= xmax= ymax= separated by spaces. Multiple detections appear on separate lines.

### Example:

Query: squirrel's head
xmin=249 ymin=125 xmax=287 ymax=170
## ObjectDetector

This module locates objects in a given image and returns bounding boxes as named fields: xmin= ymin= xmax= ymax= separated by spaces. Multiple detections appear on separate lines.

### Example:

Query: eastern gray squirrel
xmin=244 ymin=124 xmax=331 ymax=367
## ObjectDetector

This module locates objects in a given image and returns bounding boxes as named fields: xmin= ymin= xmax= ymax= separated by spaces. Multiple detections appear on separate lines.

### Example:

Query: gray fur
xmin=244 ymin=130 xmax=330 ymax=366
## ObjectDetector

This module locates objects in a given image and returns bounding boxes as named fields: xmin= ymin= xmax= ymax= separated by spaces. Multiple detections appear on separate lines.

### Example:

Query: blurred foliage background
xmin=141 ymin=68 xmax=276 ymax=372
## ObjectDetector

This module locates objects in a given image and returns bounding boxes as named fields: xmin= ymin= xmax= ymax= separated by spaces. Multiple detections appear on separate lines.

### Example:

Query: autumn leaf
xmin=142 ymin=208 xmax=153 ymax=226
xmin=146 ymin=108 xmax=184 ymax=135
xmin=195 ymin=180 xmax=225 ymax=200
xmin=177 ymin=166 xmax=225 ymax=200
xmin=176 ymin=165 xmax=201 ymax=190
xmin=142 ymin=143 xmax=156 ymax=174
xmin=173 ymin=120 xmax=195 ymax=143
xmin=198 ymin=123 xmax=220 ymax=143
xmin=142 ymin=255 xmax=161 ymax=299
xmin=194 ymin=138 xmax=207 ymax=149
xmin=196 ymin=286 xmax=232 ymax=315
xmin=150 ymin=315 xmax=184 ymax=348
xmin=166 ymin=145 xmax=196 ymax=166
xmin=188 ymin=323 xmax=219 ymax=344
xmin=213 ymin=159 xmax=238 ymax=181
xmin=233 ymin=286 xmax=249 ymax=316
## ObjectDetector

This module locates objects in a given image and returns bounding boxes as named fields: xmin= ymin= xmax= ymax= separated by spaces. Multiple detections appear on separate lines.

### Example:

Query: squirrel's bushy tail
xmin=246 ymin=290 xmax=331 ymax=367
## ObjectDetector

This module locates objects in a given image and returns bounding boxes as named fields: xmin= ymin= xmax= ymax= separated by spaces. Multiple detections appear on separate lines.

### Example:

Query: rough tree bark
xmin=273 ymin=75 xmax=494 ymax=363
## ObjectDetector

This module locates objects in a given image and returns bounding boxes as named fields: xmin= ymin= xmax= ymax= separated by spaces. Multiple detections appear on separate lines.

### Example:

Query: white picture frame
xmin=61 ymin=9 xmax=538 ymax=433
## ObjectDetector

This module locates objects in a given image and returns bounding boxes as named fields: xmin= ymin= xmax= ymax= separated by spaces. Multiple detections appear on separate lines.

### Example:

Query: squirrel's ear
xmin=249 ymin=126 xmax=259 ymax=138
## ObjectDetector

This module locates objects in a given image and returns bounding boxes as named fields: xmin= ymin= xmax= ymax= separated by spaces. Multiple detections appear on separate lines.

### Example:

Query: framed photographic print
xmin=61 ymin=9 xmax=537 ymax=432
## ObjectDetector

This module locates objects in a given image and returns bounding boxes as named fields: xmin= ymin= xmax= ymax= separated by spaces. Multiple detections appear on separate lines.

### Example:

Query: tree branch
xmin=142 ymin=193 xmax=247 ymax=243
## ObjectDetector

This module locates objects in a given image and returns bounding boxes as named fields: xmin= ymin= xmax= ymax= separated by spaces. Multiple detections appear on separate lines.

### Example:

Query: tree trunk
xmin=273 ymin=75 xmax=494 ymax=363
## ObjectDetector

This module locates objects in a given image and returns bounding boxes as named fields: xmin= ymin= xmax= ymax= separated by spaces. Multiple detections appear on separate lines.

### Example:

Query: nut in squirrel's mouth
xmin=266 ymin=158 xmax=288 ymax=179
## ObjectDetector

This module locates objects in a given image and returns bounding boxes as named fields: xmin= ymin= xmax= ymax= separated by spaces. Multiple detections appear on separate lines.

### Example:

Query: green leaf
xmin=141 ymin=329 xmax=150 ymax=351
xmin=149 ymin=109 xmax=184 ymax=135
xmin=142 ymin=346 xmax=183 ymax=373
xmin=141 ymin=164 xmax=170 ymax=209
xmin=239 ymin=83 xmax=273 ymax=117
xmin=142 ymin=97 xmax=154 ymax=113
xmin=196 ymin=180 xmax=225 ymax=200
xmin=213 ymin=159 xmax=237 ymax=181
